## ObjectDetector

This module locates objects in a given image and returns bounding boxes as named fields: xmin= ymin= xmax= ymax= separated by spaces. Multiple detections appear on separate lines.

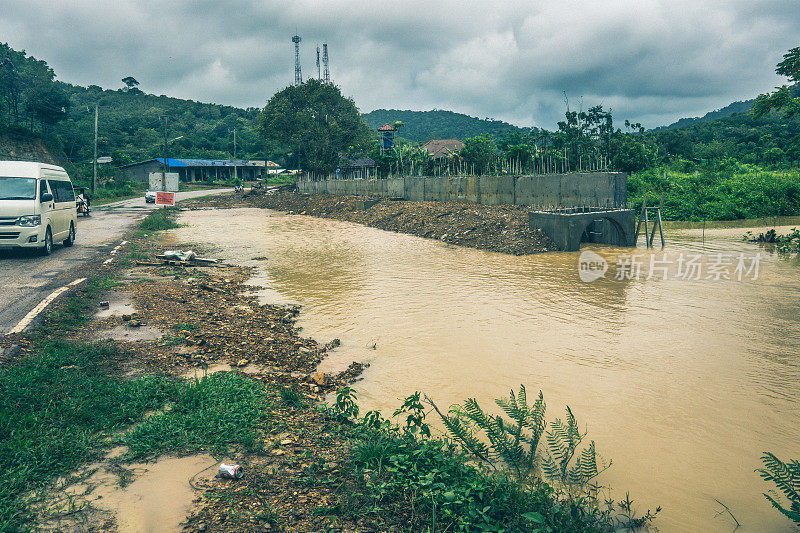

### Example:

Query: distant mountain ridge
xmin=362 ymin=109 xmax=528 ymax=143
xmin=653 ymin=98 xmax=755 ymax=131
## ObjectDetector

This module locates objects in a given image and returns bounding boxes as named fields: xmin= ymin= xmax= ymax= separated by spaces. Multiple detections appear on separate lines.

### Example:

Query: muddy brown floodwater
xmin=174 ymin=208 xmax=800 ymax=532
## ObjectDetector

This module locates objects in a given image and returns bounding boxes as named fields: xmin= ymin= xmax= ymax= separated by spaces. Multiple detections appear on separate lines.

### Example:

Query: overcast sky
xmin=1 ymin=0 xmax=798 ymax=129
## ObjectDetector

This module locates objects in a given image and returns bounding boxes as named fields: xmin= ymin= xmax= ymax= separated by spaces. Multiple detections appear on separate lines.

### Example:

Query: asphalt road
xmin=0 ymin=188 xmax=231 ymax=335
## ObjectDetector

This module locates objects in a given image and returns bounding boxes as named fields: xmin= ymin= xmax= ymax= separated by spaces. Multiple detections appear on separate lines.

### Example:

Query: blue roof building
xmin=119 ymin=158 xmax=274 ymax=183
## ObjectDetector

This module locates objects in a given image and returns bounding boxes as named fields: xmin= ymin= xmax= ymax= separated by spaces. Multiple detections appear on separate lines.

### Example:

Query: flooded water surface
xmin=176 ymin=208 xmax=800 ymax=532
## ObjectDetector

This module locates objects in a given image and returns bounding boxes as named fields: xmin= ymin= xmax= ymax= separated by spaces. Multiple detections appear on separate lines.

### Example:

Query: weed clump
xmin=328 ymin=386 xmax=659 ymax=532
xmin=137 ymin=208 xmax=181 ymax=233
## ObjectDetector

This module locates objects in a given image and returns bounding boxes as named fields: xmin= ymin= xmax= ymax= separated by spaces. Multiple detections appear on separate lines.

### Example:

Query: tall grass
xmin=629 ymin=163 xmax=800 ymax=221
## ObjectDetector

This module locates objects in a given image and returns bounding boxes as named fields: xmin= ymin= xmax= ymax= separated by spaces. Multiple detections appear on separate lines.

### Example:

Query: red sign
xmin=156 ymin=192 xmax=175 ymax=206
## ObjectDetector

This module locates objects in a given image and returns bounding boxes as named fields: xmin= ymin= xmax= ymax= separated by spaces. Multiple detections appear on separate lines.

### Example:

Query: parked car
xmin=0 ymin=161 xmax=78 ymax=255
xmin=145 ymin=190 xmax=157 ymax=203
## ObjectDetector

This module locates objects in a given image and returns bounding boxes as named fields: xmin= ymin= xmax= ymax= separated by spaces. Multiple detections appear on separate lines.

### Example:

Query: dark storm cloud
xmin=1 ymin=0 xmax=798 ymax=128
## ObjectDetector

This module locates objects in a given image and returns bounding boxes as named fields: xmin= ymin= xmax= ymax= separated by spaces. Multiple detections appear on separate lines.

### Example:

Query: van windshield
xmin=0 ymin=177 xmax=37 ymax=200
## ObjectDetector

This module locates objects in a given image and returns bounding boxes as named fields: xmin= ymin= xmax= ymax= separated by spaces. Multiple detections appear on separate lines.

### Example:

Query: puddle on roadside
xmin=94 ymin=291 xmax=137 ymax=319
xmin=91 ymin=289 xmax=163 ymax=342
xmin=92 ymin=455 xmax=217 ymax=532
xmin=44 ymin=453 xmax=217 ymax=533
xmin=181 ymin=363 xmax=269 ymax=379
xmin=92 ymin=324 xmax=163 ymax=342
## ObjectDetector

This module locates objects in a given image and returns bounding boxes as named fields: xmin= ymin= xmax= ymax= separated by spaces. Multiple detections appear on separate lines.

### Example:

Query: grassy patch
xmin=43 ymin=276 xmax=119 ymax=333
xmin=137 ymin=207 xmax=182 ymax=234
xmin=124 ymin=372 xmax=271 ymax=459
xmin=629 ymin=163 xmax=800 ymax=221
xmin=278 ymin=385 xmax=304 ymax=408
xmin=0 ymin=332 xmax=272 ymax=529
xmin=0 ymin=341 xmax=179 ymax=530
xmin=170 ymin=322 xmax=197 ymax=332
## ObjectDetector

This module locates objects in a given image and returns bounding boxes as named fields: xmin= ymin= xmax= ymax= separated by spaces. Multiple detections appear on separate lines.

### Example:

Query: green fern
xmin=758 ymin=452 xmax=800 ymax=525
xmin=439 ymin=385 xmax=546 ymax=481
xmin=541 ymin=407 xmax=609 ymax=491
xmin=436 ymin=386 xmax=611 ymax=494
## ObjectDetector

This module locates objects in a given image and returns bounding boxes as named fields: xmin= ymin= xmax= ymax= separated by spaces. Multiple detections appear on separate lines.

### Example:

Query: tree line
xmin=0 ymin=43 xmax=69 ymax=131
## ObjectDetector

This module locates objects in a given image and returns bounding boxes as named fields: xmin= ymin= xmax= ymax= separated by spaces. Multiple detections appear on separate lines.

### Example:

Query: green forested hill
xmin=362 ymin=109 xmax=528 ymax=142
xmin=654 ymin=99 xmax=755 ymax=131
xmin=650 ymin=104 xmax=800 ymax=165
xmin=54 ymin=83 xmax=264 ymax=168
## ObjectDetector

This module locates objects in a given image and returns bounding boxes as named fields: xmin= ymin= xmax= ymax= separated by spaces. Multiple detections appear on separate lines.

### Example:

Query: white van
xmin=0 ymin=161 xmax=78 ymax=255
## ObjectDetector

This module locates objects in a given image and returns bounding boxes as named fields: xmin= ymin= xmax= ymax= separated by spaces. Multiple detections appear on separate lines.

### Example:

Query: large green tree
xmin=753 ymin=46 xmax=800 ymax=119
xmin=257 ymin=79 xmax=372 ymax=174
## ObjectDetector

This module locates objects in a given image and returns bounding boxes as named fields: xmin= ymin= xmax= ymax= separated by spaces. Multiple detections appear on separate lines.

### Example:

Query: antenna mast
xmin=292 ymin=35 xmax=302 ymax=85
xmin=316 ymin=45 xmax=321 ymax=80
xmin=322 ymin=43 xmax=330 ymax=84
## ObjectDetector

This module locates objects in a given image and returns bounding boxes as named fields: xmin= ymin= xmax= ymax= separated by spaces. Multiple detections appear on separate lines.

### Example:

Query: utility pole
xmin=93 ymin=104 xmax=98 ymax=195
xmin=233 ymin=127 xmax=237 ymax=183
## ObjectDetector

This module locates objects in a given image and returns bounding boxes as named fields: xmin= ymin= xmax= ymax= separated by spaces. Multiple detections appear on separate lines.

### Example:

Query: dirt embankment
xmin=189 ymin=190 xmax=556 ymax=255
xmin=0 ymin=130 xmax=66 ymax=164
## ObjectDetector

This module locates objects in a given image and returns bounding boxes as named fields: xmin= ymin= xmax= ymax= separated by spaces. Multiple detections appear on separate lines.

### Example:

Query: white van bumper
xmin=0 ymin=225 xmax=46 ymax=249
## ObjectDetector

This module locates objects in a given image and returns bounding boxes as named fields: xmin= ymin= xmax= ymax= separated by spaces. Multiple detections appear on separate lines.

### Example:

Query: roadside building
xmin=118 ymin=158 xmax=273 ymax=183
xmin=337 ymin=155 xmax=377 ymax=179
xmin=421 ymin=139 xmax=464 ymax=159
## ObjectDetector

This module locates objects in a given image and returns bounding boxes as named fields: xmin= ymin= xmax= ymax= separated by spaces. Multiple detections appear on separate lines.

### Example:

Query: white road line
xmin=6 ymin=278 xmax=87 ymax=335
xmin=106 ymin=240 xmax=126 ymax=261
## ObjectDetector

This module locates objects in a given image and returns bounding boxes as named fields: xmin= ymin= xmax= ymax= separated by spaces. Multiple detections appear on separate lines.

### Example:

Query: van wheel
xmin=40 ymin=227 xmax=53 ymax=256
xmin=63 ymin=223 xmax=75 ymax=247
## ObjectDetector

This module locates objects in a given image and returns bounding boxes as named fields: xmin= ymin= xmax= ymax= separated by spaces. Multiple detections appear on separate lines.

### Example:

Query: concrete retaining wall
xmin=297 ymin=172 xmax=627 ymax=209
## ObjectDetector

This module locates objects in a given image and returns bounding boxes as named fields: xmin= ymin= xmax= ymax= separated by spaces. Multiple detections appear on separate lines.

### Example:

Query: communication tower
xmin=316 ymin=45 xmax=321 ymax=80
xmin=292 ymin=35 xmax=302 ymax=85
xmin=322 ymin=43 xmax=330 ymax=84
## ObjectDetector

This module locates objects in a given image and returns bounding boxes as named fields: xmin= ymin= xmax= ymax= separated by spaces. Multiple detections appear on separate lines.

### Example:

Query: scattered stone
xmin=324 ymin=338 xmax=341 ymax=350
xmin=311 ymin=372 xmax=328 ymax=387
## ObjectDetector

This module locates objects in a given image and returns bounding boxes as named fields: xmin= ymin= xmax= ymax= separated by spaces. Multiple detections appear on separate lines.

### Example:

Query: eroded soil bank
xmin=186 ymin=190 xmax=556 ymax=255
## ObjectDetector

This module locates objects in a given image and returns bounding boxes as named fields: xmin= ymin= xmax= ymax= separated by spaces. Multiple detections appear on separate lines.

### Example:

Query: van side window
xmin=47 ymin=180 xmax=74 ymax=203
xmin=39 ymin=180 xmax=49 ymax=200
xmin=60 ymin=181 xmax=75 ymax=202
xmin=46 ymin=180 xmax=59 ymax=202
